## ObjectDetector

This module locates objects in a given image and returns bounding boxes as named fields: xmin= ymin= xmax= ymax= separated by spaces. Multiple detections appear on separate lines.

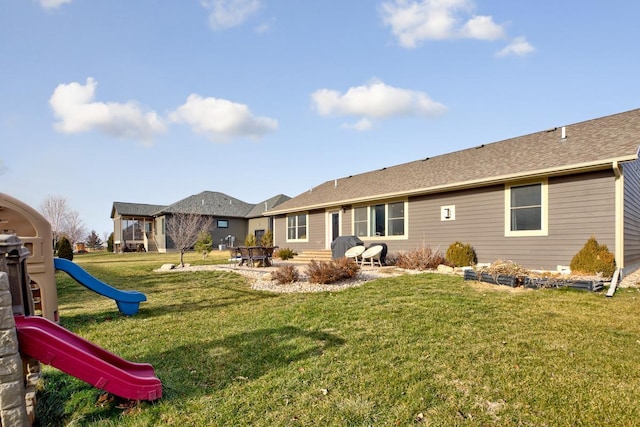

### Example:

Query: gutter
xmin=613 ymin=160 xmax=624 ymax=271
xmin=266 ymin=155 xmax=638 ymax=216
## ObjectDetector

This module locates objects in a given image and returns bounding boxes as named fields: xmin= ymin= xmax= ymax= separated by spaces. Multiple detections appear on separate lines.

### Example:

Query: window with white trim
xmin=506 ymin=181 xmax=548 ymax=236
xmin=287 ymin=213 xmax=308 ymax=241
xmin=353 ymin=201 xmax=406 ymax=238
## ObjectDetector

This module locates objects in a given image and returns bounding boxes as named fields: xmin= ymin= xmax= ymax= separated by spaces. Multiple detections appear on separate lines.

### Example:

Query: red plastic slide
xmin=14 ymin=315 xmax=162 ymax=401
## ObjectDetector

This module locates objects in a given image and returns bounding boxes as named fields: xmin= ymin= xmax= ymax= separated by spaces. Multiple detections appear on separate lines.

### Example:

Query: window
xmin=353 ymin=201 xmax=406 ymax=238
xmin=217 ymin=219 xmax=229 ymax=228
xmin=287 ymin=213 xmax=307 ymax=241
xmin=505 ymin=181 xmax=547 ymax=236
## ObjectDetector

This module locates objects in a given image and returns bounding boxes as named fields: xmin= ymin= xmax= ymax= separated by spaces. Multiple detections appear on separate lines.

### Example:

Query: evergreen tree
xmin=57 ymin=236 xmax=74 ymax=261
xmin=194 ymin=231 xmax=213 ymax=258
xmin=107 ymin=232 xmax=114 ymax=253
xmin=86 ymin=230 xmax=103 ymax=250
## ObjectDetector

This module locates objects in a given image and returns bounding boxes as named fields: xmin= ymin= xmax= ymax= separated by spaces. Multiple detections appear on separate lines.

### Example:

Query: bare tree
xmin=40 ymin=195 xmax=87 ymax=249
xmin=65 ymin=210 xmax=87 ymax=246
xmin=40 ymin=196 xmax=69 ymax=248
xmin=165 ymin=213 xmax=214 ymax=267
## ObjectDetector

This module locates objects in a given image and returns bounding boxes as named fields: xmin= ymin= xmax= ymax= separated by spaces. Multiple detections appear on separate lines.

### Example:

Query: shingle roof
xmin=246 ymin=194 xmax=291 ymax=218
xmin=269 ymin=108 xmax=640 ymax=214
xmin=111 ymin=202 xmax=167 ymax=218
xmin=156 ymin=191 xmax=254 ymax=218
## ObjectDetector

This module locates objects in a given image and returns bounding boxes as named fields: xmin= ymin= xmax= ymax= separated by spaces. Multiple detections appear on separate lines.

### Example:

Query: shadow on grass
xmin=34 ymin=326 xmax=345 ymax=425
xmin=153 ymin=325 xmax=345 ymax=400
xmin=59 ymin=280 xmax=279 ymax=329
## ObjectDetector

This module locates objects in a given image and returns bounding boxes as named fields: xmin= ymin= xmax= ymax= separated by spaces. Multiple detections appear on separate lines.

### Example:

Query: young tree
xmin=194 ymin=231 xmax=213 ymax=259
xmin=107 ymin=232 xmax=114 ymax=253
xmin=165 ymin=213 xmax=214 ymax=267
xmin=86 ymin=230 xmax=103 ymax=250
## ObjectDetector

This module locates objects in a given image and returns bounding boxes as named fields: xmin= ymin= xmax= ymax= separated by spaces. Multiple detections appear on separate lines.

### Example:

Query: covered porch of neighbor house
xmin=113 ymin=216 xmax=158 ymax=253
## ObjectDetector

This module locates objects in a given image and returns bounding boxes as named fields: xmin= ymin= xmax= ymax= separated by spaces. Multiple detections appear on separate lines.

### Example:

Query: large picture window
xmin=353 ymin=201 xmax=406 ymax=238
xmin=287 ymin=213 xmax=308 ymax=241
xmin=505 ymin=181 xmax=547 ymax=236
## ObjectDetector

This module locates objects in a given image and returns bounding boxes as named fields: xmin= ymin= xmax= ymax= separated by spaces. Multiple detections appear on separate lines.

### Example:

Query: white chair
xmin=344 ymin=245 xmax=365 ymax=263
xmin=360 ymin=245 xmax=383 ymax=267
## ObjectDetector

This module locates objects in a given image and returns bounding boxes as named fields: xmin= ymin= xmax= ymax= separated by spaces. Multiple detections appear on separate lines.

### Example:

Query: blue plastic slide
xmin=53 ymin=258 xmax=146 ymax=316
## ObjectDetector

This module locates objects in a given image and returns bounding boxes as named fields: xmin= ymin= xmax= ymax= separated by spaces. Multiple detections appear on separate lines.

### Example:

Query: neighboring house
xmin=111 ymin=191 xmax=289 ymax=253
xmin=246 ymin=194 xmax=291 ymax=244
xmin=265 ymin=108 xmax=640 ymax=274
xmin=111 ymin=202 xmax=165 ymax=253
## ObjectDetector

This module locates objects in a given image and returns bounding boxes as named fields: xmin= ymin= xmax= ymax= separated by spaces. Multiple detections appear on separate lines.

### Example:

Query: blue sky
xmin=2 ymin=0 xmax=639 ymax=237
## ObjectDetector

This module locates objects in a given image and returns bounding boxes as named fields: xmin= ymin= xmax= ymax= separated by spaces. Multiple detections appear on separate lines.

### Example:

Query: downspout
xmin=613 ymin=161 xmax=624 ymax=270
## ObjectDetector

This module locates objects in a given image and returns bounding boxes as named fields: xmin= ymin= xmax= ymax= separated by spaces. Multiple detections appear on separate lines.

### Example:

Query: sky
xmin=2 ymin=1 xmax=640 ymax=238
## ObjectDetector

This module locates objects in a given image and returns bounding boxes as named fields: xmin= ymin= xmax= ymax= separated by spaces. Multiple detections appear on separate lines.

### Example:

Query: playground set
xmin=0 ymin=192 xmax=161 ymax=425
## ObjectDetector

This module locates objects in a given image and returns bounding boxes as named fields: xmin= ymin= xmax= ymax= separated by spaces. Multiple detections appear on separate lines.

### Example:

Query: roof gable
xmin=111 ymin=202 xmax=167 ymax=218
xmin=157 ymin=191 xmax=254 ymax=218
xmin=246 ymin=194 xmax=291 ymax=218
xmin=270 ymin=108 xmax=640 ymax=214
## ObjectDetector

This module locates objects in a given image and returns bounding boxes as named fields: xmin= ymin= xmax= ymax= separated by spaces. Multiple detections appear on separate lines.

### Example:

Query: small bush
xmin=395 ymin=247 xmax=445 ymax=270
xmin=244 ymin=233 xmax=257 ymax=247
xmin=272 ymin=265 xmax=300 ymax=285
xmin=57 ymin=237 xmax=74 ymax=261
xmin=194 ymin=231 xmax=213 ymax=258
xmin=445 ymin=241 xmax=477 ymax=267
xmin=260 ymin=230 xmax=273 ymax=247
xmin=305 ymin=259 xmax=360 ymax=284
xmin=275 ymin=248 xmax=296 ymax=260
xmin=570 ymin=236 xmax=616 ymax=277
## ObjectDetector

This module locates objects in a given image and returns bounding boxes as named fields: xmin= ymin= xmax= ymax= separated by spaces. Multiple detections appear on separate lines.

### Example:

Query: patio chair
xmin=248 ymin=246 xmax=269 ymax=267
xmin=360 ymin=245 xmax=383 ymax=267
xmin=344 ymin=245 xmax=365 ymax=264
xmin=228 ymin=247 xmax=241 ymax=267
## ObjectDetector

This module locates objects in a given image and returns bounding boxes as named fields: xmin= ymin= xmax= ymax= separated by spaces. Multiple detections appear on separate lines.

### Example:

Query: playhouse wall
xmin=0 ymin=193 xmax=59 ymax=322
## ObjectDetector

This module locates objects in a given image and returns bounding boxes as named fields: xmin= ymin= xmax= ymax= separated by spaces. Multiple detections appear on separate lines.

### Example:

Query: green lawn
xmin=35 ymin=252 xmax=640 ymax=426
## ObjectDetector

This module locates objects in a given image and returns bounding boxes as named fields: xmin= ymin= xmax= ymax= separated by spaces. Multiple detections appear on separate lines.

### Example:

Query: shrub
xmin=570 ymin=236 xmax=616 ymax=277
xmin=57 ymin=237 xmax=73 ymax=261
xmin=445 ymin=241 xmax=477 ymax=267
xmin=305 ymin=259 xmax=361 ymax=284
xmin=272 ymin=265 xmax=300 ymax=285
xmin=395 ymin=247 xmax=445 ymax=270
xmin=244 ymin=233 xmax=257 ymax=246
xmin=260 ymin=230 xmax=273 ymax=247
xmin=107 ymin=232 xmax=114 ymax=253
xmin=194 ymin=231 xmax=213 ymax=258
xmin=275 ymin=247 xmax=296 ymax=260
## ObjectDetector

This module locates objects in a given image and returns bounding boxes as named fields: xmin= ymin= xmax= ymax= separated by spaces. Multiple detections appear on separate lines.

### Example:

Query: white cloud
xmin=496 ymin=36 xmax=536 ymax=57
xmin=342 ymin=118 xmax=374 ymax=132
xmin=201 ymin=0 xmax=262 ymax=31
xmin=49 ymin=78 xmax=166 ymax=143
xmin=460 ymin=15 xmax=505 ymax=40
xmin=380 ymin=0 xmax=505 ymax=48
xmin=311 ymin=79 xmax=446 ymax=127
xmin=169 ymin=94 xmax=278 ymax=141
xmin=37 ymin=0 xmax=73 ymax=10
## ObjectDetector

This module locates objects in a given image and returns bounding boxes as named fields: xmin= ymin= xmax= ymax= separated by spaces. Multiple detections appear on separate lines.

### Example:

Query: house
xmin=265 ymin=108 xmax=640 ymax=274
xmin=111 ymin=191 xmax=290 ymax=253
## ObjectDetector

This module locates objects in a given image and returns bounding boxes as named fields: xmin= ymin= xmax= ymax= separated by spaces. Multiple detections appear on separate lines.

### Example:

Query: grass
xmin=34 ymin=251 xmax=640 ymax=426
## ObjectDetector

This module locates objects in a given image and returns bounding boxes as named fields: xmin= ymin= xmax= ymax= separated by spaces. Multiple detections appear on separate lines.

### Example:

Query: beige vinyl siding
xmin=622 ymin=159 xmax=640 ymax=269
xmin=273 ymin=210 xmax=326 ymax=252
xmin=342 ymin=208 xmax=352 ymax=236
xmin=402 ymin=171 xmax=616 ymax=270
